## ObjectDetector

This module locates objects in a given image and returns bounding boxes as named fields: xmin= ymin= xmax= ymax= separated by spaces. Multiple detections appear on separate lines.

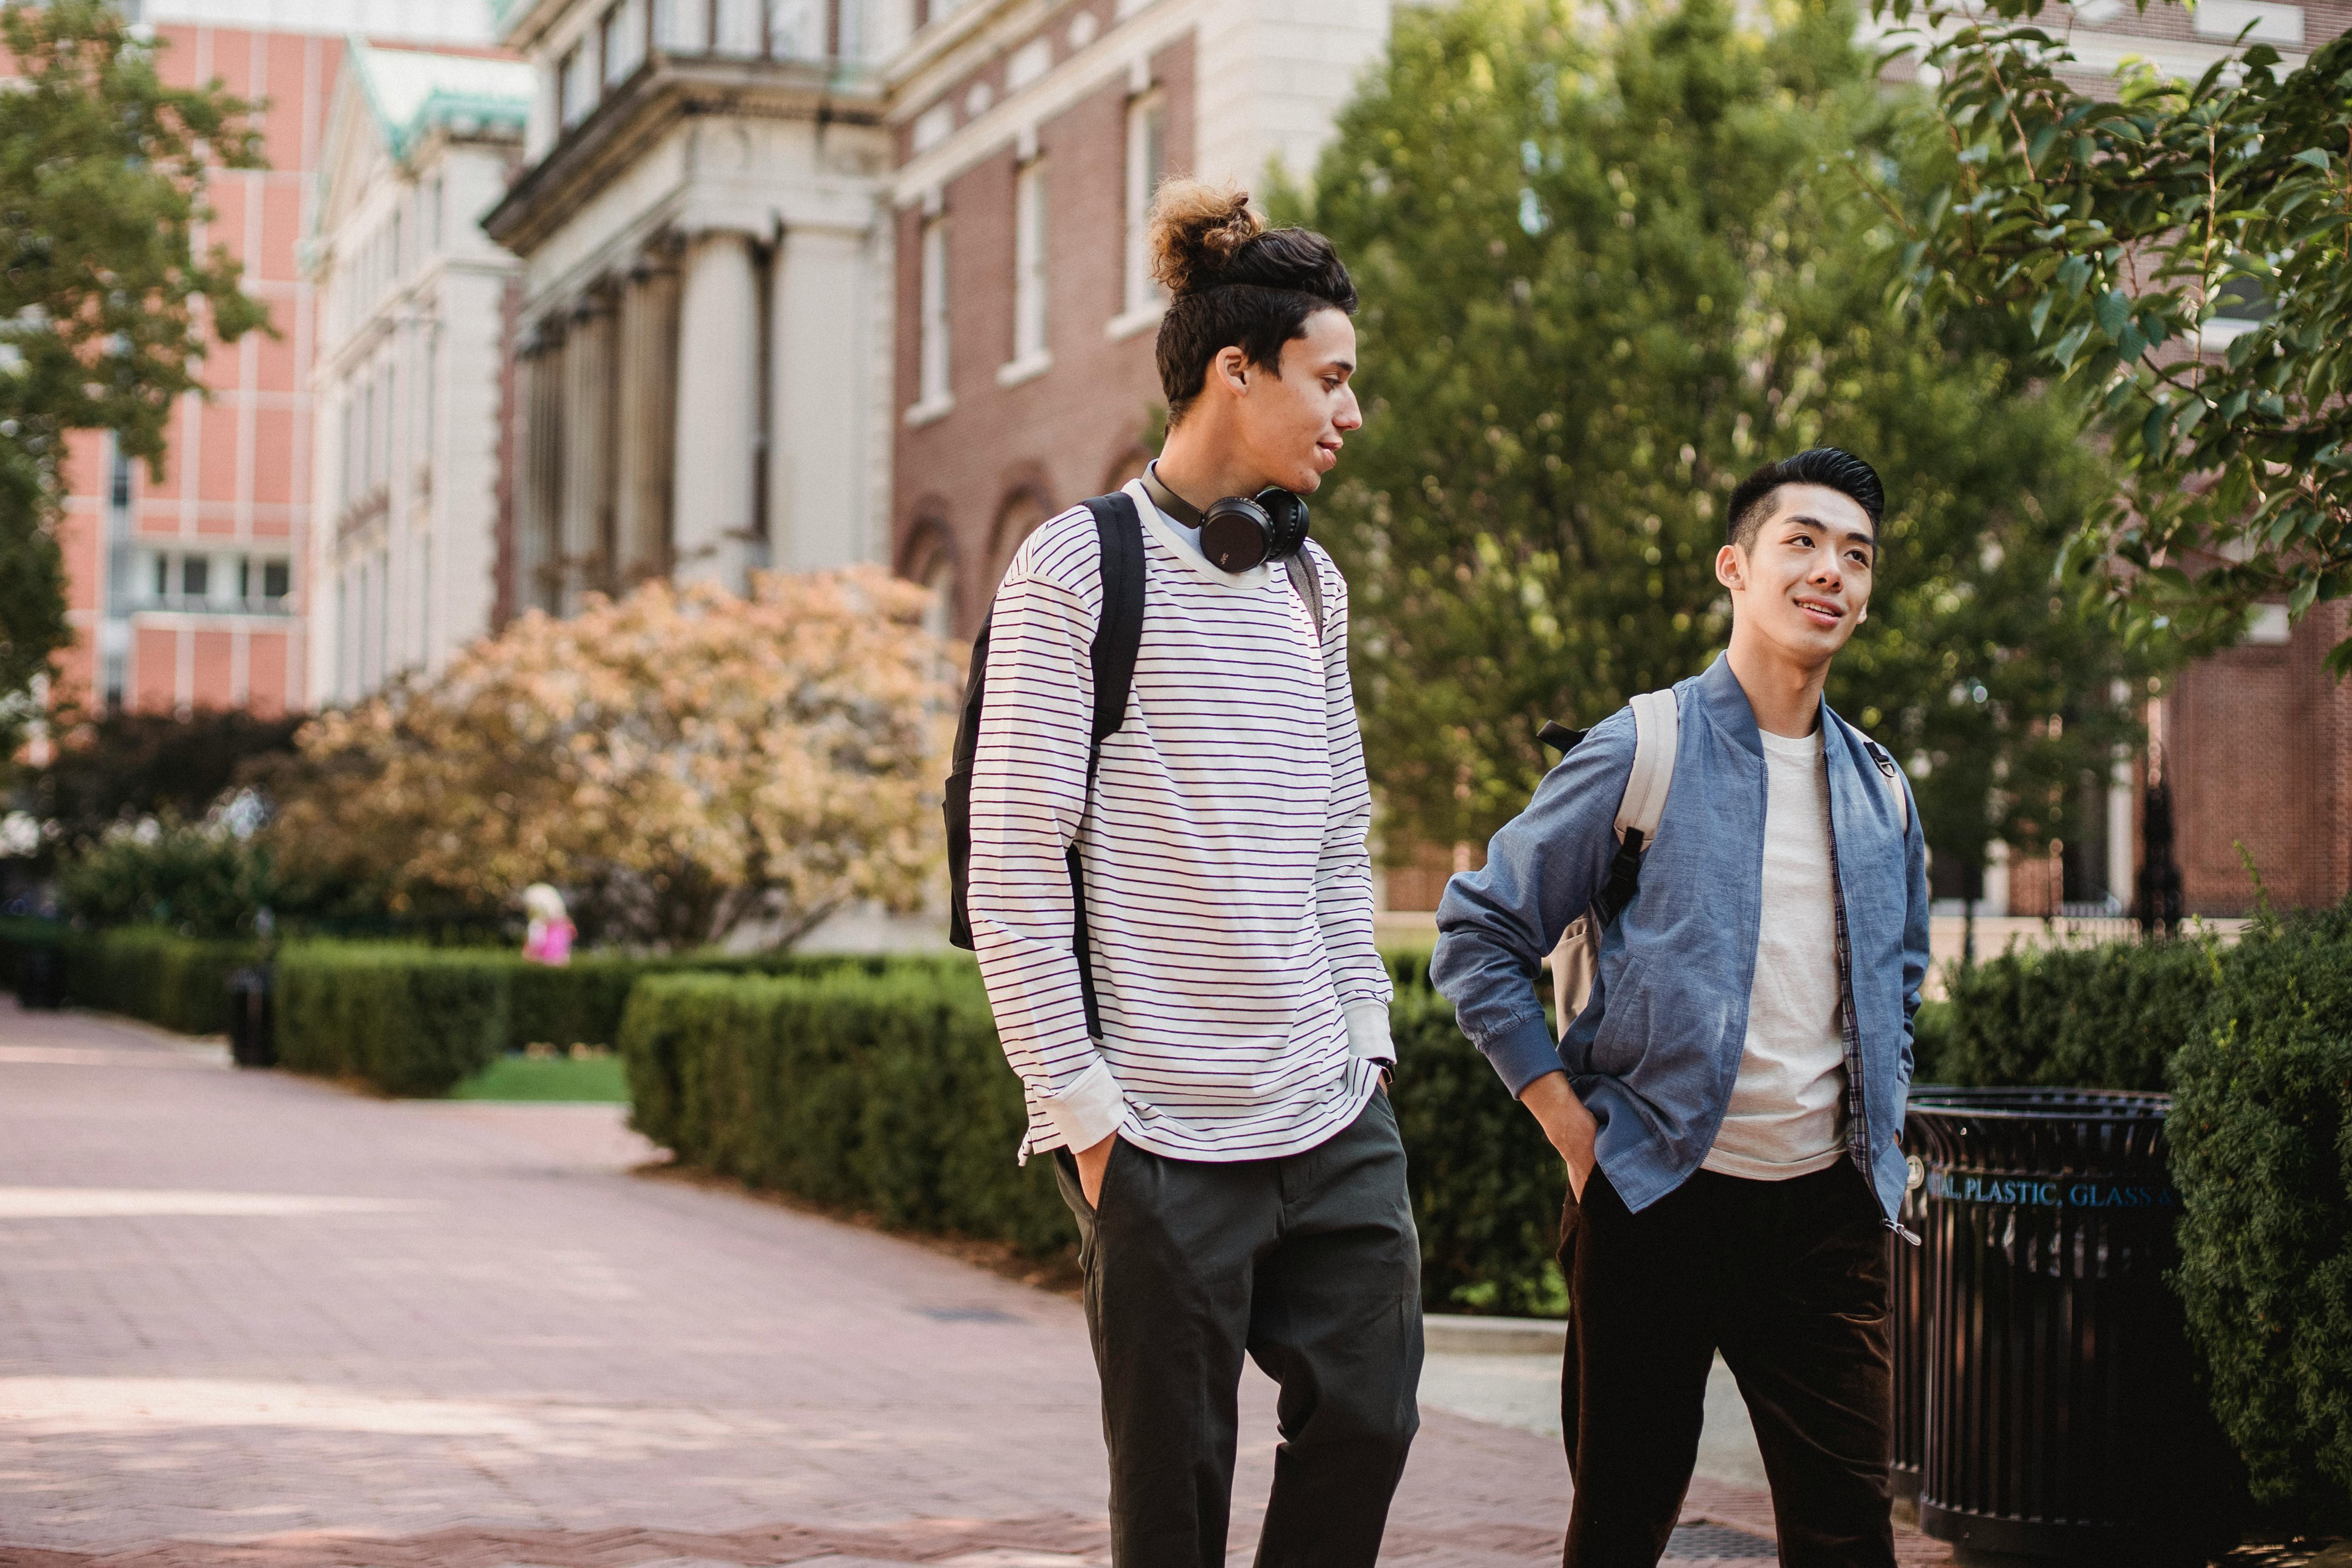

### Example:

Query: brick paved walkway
xmin=0 ymin=1003 xmax=1952 ymax=1568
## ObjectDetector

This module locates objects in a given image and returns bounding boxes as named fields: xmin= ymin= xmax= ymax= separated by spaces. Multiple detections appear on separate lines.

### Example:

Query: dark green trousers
xmin=1054 ymin=1091 xmax=1425 ymax=1568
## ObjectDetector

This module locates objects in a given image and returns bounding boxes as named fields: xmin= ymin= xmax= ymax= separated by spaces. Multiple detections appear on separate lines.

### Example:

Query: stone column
xmin=560 ymin=288 xmax=618 ymax=608
xmin=515 ymin=321 xmax=567 ymax=616
xmin=769 ymin=225 xmax=872 ymax=570
xmin=613 ymin=253 xmax=681 ymax=586
xmin=671 ymin=231 xmax=760 ymax=590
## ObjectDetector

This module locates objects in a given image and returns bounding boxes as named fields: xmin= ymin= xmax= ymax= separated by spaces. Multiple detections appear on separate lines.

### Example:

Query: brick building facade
xmin=50 ymin=0 xmax=498 ymax=721
xmin=883 ymin=0 xmax=1387 ymax=635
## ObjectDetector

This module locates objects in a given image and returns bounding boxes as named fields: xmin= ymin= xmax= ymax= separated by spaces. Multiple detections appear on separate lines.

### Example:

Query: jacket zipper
xmin=1824 ymin=760 xmax=1920 ymax=1247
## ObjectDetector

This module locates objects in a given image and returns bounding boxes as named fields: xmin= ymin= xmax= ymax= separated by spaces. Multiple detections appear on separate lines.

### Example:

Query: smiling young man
xmin=963 ymin=180 xmax=1418 ymax=1567
xmin=1431 ymin=448 xmax=1930 ymax=1568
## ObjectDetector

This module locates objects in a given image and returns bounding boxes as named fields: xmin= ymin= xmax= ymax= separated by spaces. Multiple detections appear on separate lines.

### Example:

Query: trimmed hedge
xmin=622 ymin=964 xmax=1070 ymax=1251
xmin=619 ymin=960 xmax=1568 ymax=1309
xmin=275 ymin=943 xmax=511 ymax=1096
xmin=65 ymin=929 xmax=257 ymax=1035
xmin=505 ymin=950 xmax=970 ymax=1054
xmin=2170 ymin=907 xmax=2352 ymax=1525
xmin=1931 ymin=938 xmax=2215 ymax=1092
xmin=1387 ymin=984 xmax=1565 ymax=1314
xmin=13 ymin=925 xmax=977 ymax=1096
xmin=0 ymin=921 xmax=255 ymax=1035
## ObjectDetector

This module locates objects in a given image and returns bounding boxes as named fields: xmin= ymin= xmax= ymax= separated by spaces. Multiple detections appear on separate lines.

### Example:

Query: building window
xmin=917 ymin=214 xmax=952 ymax=411
xmin=602 ymin=1 xmax=643 ymax=85
xmin=262 ymin=560 xmax=290 ymax=602
xmin=767 ymin=0 xmax=822 ymax=58
xmin=558 ymin=43 xmax=593 ymax=126
xmin=1124 ymin=89 xmax=1167 ymax=315
xmin=422 ymin=331 xmax=439 ymax=467
xmin=359 ymin=382 xmax=377 ymax=494
xmin=107 ymin=441 xmax=132 ymax=511
xmin=379 ymin=363 xmax=397 ymax=489
xmin=180 ymin=556 xmax=209 ymax=600
xmin=1011 ymin=158 xmax=1049 ymax=368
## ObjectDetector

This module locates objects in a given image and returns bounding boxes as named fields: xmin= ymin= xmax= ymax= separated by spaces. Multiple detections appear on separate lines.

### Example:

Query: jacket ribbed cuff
xmin=1481 ymin=1014 xmax=1568 ymax=1098
xmin=1343 ymin=999 xmax=1395 ymax=1065
xmin=1041 ymin=1058 xmax=1126 ymax=1152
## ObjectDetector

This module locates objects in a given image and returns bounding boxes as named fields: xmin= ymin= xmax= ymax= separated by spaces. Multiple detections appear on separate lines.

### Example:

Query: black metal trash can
xmin=223 ymin=966 xmax=274 ymax=1068
xmin=15 ymin=945 xmax=66 ymax=1010
xmin=1910 ymin=1091 xmax=2243 ymax=1566
xmin=1891 ymin=1085 xmax=2024 ymax=1508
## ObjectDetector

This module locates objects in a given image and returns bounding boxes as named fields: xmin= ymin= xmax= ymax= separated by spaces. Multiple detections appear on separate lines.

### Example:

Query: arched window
xmin=898 ymin=513 xmax=960 ymax=639
xmin=988 ymin=489 xmax=1052 ymax=601
xmin=1102 ymin=442 xmax=1151 ymax=493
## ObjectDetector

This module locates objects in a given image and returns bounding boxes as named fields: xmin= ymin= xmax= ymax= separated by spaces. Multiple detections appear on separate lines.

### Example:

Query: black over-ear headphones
xmin=1141 ymin=462 xmax=1311 ymax=574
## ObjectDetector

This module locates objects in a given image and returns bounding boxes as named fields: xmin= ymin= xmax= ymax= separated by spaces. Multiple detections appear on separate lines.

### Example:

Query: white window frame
xmin=603 ymin=0 xmax=644 ymax=86
xmin=1001 ymin=157 xmax=1051 ymax=385
xmin=909 ymin=214 xmax=953 ymax=423
xmin=1112 ymin=88 xmax=1167 ymax=338
xmin=558 ymin=43 xmax=593 ymax=126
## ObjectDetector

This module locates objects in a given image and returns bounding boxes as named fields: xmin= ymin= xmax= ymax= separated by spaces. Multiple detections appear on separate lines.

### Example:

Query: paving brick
xmin=0 ymin=1002 xmax=1952 ymax=1568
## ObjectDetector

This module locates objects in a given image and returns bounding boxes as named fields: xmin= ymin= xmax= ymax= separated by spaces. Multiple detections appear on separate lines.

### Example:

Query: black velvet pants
xmin=1559 ymin=1159 xmax=1897 ymax=1568
xmin=1054 ymin=1092 xmax=1424 ymax=1568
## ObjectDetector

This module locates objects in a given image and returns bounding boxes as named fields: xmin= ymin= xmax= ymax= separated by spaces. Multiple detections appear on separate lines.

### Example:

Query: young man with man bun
xmin=1433 ymin=448 xmax=1931 ymax=1568
xmin=964 ymin=180 xmax=1419 ymax=1567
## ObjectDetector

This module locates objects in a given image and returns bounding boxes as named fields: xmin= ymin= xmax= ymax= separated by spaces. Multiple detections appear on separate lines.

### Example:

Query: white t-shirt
xmin=1702 ymin=725 xmax=1850 ymax=1180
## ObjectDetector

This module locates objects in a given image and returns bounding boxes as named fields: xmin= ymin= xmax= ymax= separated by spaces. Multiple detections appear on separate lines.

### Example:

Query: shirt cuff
xmin=1343 ymin=998 xmax=1395 ymax=1065
xmin=1480 ymin=1013 xmax=1568 ymax=1098
xmin=1041 ymin=1058 xmax=1126 ymax=1151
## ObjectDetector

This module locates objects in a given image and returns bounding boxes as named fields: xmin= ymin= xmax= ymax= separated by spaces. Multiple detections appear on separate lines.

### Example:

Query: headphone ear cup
xmin=1256 ymin=490 xmax=1311 ymax=560
xmin=1200 ymin=495 xmax=1273 ymax=573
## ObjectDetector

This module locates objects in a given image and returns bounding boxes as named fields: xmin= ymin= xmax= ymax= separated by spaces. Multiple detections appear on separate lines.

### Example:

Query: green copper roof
xmin=347 ymin=37 xmax=534 ymax=162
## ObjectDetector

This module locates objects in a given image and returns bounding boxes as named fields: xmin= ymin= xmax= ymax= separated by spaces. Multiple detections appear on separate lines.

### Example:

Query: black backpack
xmin=943 ymin=491 xmax=1323 ymax=1036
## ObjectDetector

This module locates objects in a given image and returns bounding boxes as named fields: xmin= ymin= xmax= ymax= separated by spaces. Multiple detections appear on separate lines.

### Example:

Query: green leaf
xmin=2052 ymin=320 xmax=2095 ymax=370
xmin=2030 ymin=289 xmax=2058 ymax=338
xmin=2096 ymin=290 xmax=2131 ymax=340
xmin=2291 ymin=146 xmax=2331 ymax=170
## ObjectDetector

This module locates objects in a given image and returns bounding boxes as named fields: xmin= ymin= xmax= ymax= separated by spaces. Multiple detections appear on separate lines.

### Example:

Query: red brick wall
xmin=892 ymin=31 xmax=1197 ymax=637
xmin=2167 ymin=599 xmax=2352 ymax=915
xmin=51 ymin=23 xmax=335 ymax=715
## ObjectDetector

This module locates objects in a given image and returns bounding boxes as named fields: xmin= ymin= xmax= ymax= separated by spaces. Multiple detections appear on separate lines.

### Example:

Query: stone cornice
xmin=484 ymin=54 xmax=886 ymax=256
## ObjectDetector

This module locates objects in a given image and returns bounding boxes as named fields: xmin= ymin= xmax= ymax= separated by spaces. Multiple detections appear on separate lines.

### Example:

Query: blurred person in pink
xmin=521 ymin=883 xmax=574 ymax=966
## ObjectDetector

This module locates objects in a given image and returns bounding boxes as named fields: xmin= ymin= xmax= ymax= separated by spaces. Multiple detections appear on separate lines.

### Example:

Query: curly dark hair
xmin=1725 ymin=448 xmax=1886 ymax=549
xmin=1147 ymin=178 xmax=1356 ymax=427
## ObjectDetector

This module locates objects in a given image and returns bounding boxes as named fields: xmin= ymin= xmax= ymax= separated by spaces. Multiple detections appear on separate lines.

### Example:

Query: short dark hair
xmin=1725 ymin=448 xmax=1885 ymax=551
xmin=1147 ymin=179 xmax=1357 ymax=426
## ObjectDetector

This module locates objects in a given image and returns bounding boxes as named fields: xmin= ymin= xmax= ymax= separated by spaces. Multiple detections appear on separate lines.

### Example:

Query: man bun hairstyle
xmin=1147 ymin=177 xmax=1357 ymax=427
xmin=1726 ymin=447 xmax=1887 ymax=550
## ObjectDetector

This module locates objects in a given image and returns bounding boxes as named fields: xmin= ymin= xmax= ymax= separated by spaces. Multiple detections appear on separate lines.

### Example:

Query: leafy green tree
xmin=1286 ymin=0 xmax=2164 ymax=894
xmin=57 ymin=815 xmax=274 ymax=938
xmin=0 ymin=0 xmax=267 ymax=731
xmin=1870 ymin=0 xmax=2352 ymax=663
xmin=16 ymin=706 xmax=300 ymax=863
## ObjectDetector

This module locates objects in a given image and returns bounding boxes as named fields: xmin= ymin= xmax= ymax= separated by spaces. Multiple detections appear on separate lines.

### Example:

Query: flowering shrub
xmin=271 ymin=567 xmax=961 ymax=949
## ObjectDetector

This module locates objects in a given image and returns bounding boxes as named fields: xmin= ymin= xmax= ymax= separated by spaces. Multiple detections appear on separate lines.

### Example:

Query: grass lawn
xmin=447 ymin=1053 xmax=630 ymax=1102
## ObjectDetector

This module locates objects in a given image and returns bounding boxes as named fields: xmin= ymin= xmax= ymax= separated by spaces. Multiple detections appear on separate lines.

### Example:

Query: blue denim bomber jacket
xmin=1430 ymin=654 xmax=1932 ymax=1227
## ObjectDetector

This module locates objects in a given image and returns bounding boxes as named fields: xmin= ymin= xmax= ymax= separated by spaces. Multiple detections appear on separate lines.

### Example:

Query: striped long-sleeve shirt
xmin=967 ymin=478 xmax=1395 ymax=1165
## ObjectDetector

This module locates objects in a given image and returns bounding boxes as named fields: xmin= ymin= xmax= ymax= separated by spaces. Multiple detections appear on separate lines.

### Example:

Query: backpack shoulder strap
xmin=1080 ymin=493 xmax=1146 ymax=779
xmin=1284 ymin=551 xmax=1325 ymax=646
xmin=1616 ymin=688 xmax=1679 ymax=844
xmin=1860 ymin=733 xmax=1910 ymax=835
